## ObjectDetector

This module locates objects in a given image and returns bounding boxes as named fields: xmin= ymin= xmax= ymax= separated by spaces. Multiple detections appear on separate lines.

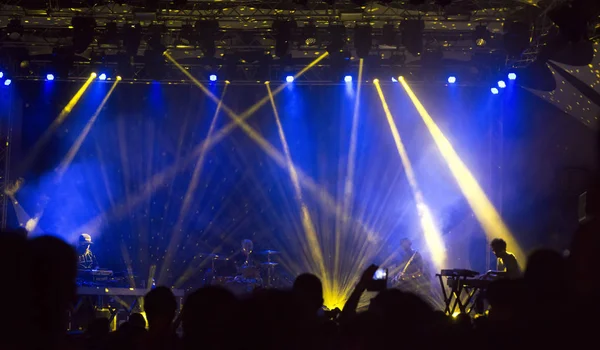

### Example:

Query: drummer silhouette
xmin=241 ymin=239 xmax=253 ymax=266
xmin=237 ymin=239 xmax=261 ymax=281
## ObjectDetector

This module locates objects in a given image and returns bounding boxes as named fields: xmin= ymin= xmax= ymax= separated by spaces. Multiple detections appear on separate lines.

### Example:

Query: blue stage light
xmin=0 ymin=72 xmax=3 ymax=79
xmin=4 ymin=79 xmax=11 ymax=86
xmin=46 ymin=74 xmax=54 ymax=81
xmin=286 ymin=75 xmax=294 ymax=83
xmin=498 ymin=80 xmax=506 ymax=88
xmin=344 ymin=75 xmax=352 ymax=83
xmin=508 ymin=72 xmax=517 ymax=80
xmin=491 ymin=87 xmax=499 ymax=95
xmin=391 ymin=77 xmax=398 ymax=82
xmin=447 ymin=76 xmax=456 ymax=84
xmin=99 ymin=73 xmax=107 ymax=81
xmin=209 ymin=74 xmax=217 ymax=82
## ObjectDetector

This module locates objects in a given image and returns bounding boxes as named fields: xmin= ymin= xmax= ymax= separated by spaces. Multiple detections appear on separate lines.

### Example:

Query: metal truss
xmin=0 ymin=0 xmax=542 ymax=81
xmin=0 ymin=87 xmax=12 ymax=231
xmin=0 ymin=1 xmax=526 ymax=22
xmin=0 ymin=1 xmax=524 ymax=34
xmin=14 ymin=56 xmax=492 ymax=85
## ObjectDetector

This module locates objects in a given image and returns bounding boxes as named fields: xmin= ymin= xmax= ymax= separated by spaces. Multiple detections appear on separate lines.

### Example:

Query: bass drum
xmin=239 ymin=264 xmax=261 ymax=279
xmin=217 ymin=277 xmax=263 ymax=297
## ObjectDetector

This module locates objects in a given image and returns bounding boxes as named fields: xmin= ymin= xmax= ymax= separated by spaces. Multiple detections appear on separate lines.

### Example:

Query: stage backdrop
xmin=9 ymin=79 xmax=595 ymax=294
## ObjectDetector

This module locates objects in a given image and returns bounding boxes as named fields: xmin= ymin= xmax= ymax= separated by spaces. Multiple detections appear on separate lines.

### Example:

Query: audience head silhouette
xmin=293 ymin=273 xmax=324 ymax=313
xmin=144 ymin=286 xmax=176 ymax=333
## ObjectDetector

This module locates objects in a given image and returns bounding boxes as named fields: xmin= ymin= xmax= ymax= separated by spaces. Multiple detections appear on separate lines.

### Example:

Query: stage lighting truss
xmin=0 ymin=0 xmax=531 ymax=81
xmin=0 ymin=87 xmax=11 ymax=230
xmin=14 ymin=55 xmax=493 ymax=85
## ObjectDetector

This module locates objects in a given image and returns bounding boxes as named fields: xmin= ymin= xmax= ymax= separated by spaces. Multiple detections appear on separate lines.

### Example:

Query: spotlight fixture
xmin=103 ymin=22 xmax=119 ymax=45
xmin=46 ymin=73 xmax=54 ymax=81
xmin=286 ymin=75 xmax=294 ymax=83
xmin=4 ymin=79 xmax=11 ymax=86
xmin=6 ymin=18 xmax=24 ymax=41
xmin=179 ymin=24 xmax=197 ymax=46
xmin=99 ymin=73 xmax=107 ymax=81
xmin=391 ymin=77 xmax=398 ymax=82
xmin=195 ymin=20 xmax=219 ymax=58
xmin=209 ymin=74 xmax=217 ymax=82
xmin=508 ymin=72 xmax=517 ymax=80
xmin=498 ymin=80 xmax=506 ymax=88
xmin=123 ymin=24 xmax=142 ymax=57
xmin=381 ymin=23 xmax=398 ymax=48
xmin=503 ymin=21 xmax=531 ymax=58
xmin=354 ymin=25 xmax=372 ymax=59
xmin=0 ymin=72 xmax=3 ymax=79
xmin=547 ymin=2 xmax=589 ymax=43
xmin=147 ymin=24 xmax=167 ymax=53
xmin=401 ymin=20 xmax=425 ymax=56
xmin=71 ymin=16 xmax=96 ymax=54
xmin=327 ymin=24 xmax=346 ymax=53
xmin=344 ymin=75 xmax=352 ymax=83
xmin=473 ymin=25 xmax=491 ymax=47
xmin=273 ymin=20 xmax=297 ymax=58
xmin=491 ymin=87 xmax=499 ymax=94
xmin=302 ymin=21 xmax=317 ymax=46
xmin=447 ymin=76 xmax=456 ymax=84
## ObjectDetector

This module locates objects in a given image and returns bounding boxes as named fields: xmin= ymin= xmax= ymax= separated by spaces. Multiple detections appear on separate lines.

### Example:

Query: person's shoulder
xmin=505 ymin=252 xmax=518 ymax=262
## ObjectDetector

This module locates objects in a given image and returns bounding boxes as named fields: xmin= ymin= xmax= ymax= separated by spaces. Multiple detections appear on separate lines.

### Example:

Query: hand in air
xmin=358 ymin=264 xmax=379 ymax=289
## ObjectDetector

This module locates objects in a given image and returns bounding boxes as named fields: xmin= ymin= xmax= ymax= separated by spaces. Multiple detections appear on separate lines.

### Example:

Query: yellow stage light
xmin=374 ymin=80 xmax=446 ymax=269
xmin=398 ymin=76 xmax=525 ymax=268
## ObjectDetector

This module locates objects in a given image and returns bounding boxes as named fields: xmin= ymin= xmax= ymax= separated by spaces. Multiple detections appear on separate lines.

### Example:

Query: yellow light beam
xmin=172 ymin=80 xmax=373 ymax=306
xmin=343 ymin=58 xmax=364 ymax=213
xmin=171 ymin=64 xmax=376 ymax=306
xmin=7 ymin=194 xmax=35 ymax=232
xmin=18 ymin=73 xmax=97 ymax=175
xmin=77 ymin=54 xmax=329 ymax=234
xmin=374 ymin=80 xmax=446 ymax=269
xmin=266 ymin=83 xmax=329 ymax=292
xmin=56 ymin=77 xmax=120 ymax=178
xmin=398 ymin=76 xmax=525 ymax=268
xmin=157 ymin=85 xmax=229 ymax=285
xmin=164 ymin=51 xmax=328 ymax=126
xmin=337 ymin=58 xmax=364 ymax=288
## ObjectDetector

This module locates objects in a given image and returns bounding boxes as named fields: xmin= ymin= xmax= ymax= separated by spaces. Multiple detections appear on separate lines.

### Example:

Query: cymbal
xmin=258 ymin=250 xmax=280 ymax=255
xmin=261 ymin=262 xmax=279 ymax=266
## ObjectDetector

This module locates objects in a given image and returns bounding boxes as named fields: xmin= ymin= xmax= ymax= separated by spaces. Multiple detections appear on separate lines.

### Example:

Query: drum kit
xmin=198 ymin=245 xmax=282 ymax=296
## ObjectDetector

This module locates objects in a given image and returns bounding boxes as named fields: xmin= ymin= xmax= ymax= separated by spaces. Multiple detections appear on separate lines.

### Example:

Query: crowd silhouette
xmin=0 ymin=220 xmax=597 ymax=350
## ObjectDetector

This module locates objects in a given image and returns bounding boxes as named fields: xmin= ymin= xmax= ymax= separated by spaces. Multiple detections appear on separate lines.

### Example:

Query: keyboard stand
xmin=436 ymin=274 xmax=481 ymax=315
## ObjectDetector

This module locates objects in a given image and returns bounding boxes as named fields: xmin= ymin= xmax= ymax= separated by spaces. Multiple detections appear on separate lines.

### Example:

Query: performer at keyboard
xmin=77 ymin=233 xmax=99 ymax=270
xmin=486 ymin=238 xmax=521 ymax=279
xmin=472 ymin=238 xmax=521 ymax=313
xmin=392 ymin=238 xmax=430 ymax=294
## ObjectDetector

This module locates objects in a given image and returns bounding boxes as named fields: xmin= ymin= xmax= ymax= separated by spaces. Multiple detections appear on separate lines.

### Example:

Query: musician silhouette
xmin=488 ymin=238 xmax=521 ymax=279
xmin=393 ymin=238 xmax=430 ymax=295
xmin=77 ymin=233 xmax=98 ymax=270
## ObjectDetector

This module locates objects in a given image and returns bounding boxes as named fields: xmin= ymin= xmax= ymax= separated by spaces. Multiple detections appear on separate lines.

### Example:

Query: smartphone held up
xmin=366 ymin=268 xmax=388 ymax=292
